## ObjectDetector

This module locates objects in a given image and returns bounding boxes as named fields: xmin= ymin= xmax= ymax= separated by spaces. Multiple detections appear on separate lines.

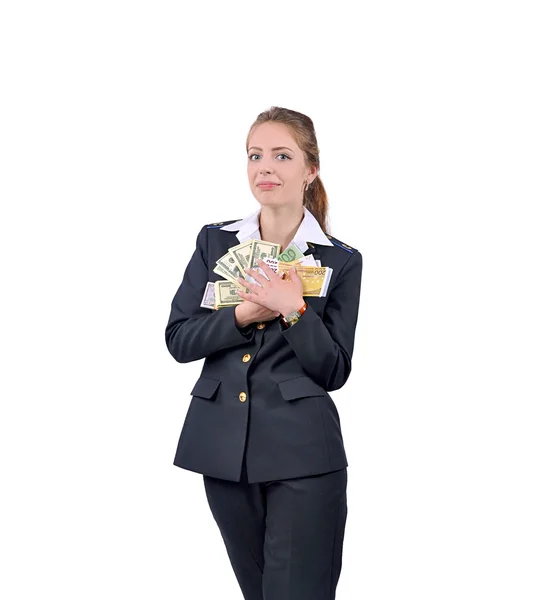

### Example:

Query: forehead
xmin=248 ymin=122 xmax=299 ymax=150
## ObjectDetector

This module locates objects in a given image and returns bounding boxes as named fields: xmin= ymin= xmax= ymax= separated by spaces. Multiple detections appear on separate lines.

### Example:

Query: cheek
xmin=283 ymin=172 xmax=299 ymax=187
xmin=247 ymin=162 xmax=258 ymax=175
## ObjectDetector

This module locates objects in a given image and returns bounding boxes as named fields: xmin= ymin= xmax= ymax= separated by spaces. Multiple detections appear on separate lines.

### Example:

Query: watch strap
xmin=281 ymin=301 xmax=308 ymax=327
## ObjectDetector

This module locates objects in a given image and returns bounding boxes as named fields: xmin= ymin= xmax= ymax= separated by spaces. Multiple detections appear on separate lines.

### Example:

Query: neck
xmin=259 ymin=205 xmax=304 ymax=253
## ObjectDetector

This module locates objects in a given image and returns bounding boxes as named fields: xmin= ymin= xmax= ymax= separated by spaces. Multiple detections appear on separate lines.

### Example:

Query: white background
xmin=1 ymin=1 xmax=559 ymax=598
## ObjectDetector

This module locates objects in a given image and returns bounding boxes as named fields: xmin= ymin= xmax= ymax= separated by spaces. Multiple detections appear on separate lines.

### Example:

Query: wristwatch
xmin=281 ymin=301 xmax=308 ymax=327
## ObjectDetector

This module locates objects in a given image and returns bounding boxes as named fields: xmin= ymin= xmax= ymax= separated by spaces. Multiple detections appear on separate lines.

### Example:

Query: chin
xmin=254 ymin=190 xmax=281 ymax=204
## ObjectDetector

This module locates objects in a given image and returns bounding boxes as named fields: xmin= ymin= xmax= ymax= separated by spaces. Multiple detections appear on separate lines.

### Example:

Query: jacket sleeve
xmin=165 ymin=225 xmax=255 ymax=363
xmin=279 ymin=249 xmax=363 ymax=391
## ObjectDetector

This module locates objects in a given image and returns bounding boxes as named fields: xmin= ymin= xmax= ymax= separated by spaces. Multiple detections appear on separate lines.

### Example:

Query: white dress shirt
xmin=219 ymin=206 xmax=334 ymax=254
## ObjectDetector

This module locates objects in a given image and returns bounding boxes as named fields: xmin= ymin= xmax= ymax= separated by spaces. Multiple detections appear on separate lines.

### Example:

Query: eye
xmin=247 ymin=153 xmax=291 ymax=161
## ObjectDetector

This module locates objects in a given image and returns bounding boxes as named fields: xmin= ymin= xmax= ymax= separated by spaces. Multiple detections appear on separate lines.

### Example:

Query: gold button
xmin=256 ymin=322 xmax=265 ymax=330
xmin=239 ymin=392 xmax=247 ymax=402
xmin=242 ymin=353 xmax=251 ymax=362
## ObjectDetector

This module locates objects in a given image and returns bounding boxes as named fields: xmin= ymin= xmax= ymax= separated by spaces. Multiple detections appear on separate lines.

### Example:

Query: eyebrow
xmin=247 ymin=146 xmax=295 ymax=153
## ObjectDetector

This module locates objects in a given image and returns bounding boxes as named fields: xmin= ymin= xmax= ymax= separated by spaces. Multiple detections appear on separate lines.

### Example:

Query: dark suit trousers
xmin=203 ymin=460 xmax=348 ymax=600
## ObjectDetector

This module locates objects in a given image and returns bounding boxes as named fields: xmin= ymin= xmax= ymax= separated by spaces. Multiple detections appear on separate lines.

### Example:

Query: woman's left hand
xmin=237 ymin=259 xmax=305 ymax=317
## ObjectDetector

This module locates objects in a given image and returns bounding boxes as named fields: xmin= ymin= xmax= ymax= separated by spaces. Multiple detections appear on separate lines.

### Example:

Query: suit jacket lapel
xmin=304 ymin=242 xmax=322 ymax=265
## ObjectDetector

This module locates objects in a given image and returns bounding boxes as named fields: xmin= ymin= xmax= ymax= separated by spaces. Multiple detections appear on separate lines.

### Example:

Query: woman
xmin=165 ymin=106 xmax=363 ymax=600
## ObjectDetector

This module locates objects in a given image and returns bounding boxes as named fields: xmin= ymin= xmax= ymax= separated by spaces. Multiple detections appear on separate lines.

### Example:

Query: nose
xmin=258 ymin=157 xmax=274 ymax=174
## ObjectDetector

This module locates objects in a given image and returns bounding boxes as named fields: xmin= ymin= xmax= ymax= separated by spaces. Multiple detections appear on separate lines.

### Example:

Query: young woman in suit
xmin=165 ymin=106 xmax=363 ymax=600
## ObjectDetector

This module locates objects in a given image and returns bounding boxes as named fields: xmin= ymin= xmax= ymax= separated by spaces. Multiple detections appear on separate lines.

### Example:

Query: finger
xmin=237 ymin=289 xmax=261 ymax=303
xmin=245 ymin=268 xmax=267 ymax=286
xmin=237 ymin=277 xmax=258 ymax=292
xmin=257 ymin=259 xmax=279 ymax=278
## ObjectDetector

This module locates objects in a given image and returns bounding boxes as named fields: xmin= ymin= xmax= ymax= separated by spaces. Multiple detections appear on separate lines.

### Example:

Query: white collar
xmin=219 ymin=205 xmax=333 ymax=253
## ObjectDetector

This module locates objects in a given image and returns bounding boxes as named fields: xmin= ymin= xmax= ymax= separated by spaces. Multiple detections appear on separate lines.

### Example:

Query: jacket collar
xmin=219 ymin=206 xmax=333 ymax=254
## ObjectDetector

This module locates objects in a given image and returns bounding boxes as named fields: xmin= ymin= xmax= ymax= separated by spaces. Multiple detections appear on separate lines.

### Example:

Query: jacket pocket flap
xmin=277 ymin=376 xmax=327 ymax=401
xmin=190 ymin=377 xmax=221 ymax=400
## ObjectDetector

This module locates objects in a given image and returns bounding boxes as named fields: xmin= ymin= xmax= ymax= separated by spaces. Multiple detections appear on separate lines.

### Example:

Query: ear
xmin=307 ymin=164 xmax=319 ymax=184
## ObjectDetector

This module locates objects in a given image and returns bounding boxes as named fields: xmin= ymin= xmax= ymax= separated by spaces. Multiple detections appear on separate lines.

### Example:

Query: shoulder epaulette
xmin=206 ymin=219 xmax=240 ymax=229
xmin=325 ymin=234 xmax=356 ymax=254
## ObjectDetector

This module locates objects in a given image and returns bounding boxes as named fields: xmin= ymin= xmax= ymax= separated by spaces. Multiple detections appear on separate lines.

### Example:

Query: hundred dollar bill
xmin=200 ymin=281 xmax=216 ymax=310
xmin=244 ymin=240 xmax=281 ymax=283
xmin=214 ymin=280 xmax=245 ymax=309
xmin=212 ymin=240 xmax=278 ymax=288
xmin=227 ymin=240 xmax=254 ymax=278
xmin=212 ymin=262 xmax=240 ymax=287
xmin=213 ymin=249 xmax=244 ymax=286
xmin=214 ymin=239 xmax=319 ymax=291
xmin=248 ymin=240 xmax=281 ymax=271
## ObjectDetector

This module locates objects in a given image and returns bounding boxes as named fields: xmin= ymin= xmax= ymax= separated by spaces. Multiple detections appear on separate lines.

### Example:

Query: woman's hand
xmin=234 ymin=299 xmax=280 ymax=328
xmin=237 ymin=259 xmax=305 ymax=317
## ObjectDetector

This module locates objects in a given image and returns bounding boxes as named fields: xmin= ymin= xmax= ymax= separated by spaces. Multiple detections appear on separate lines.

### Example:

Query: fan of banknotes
xmin=200 ymin=239 xmax=333 ymax=310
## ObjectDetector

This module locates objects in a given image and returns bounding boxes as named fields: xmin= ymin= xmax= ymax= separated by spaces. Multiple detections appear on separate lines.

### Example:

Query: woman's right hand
xmin=234 ymin=299 xmax=280 ymax=328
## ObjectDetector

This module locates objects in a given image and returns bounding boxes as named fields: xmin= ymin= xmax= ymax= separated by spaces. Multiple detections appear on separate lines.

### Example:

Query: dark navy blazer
xmin=165 ymin=220 xmax=363 ymax=483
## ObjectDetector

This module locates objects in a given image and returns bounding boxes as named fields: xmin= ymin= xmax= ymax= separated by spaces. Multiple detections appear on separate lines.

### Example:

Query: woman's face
xmin=247 ymin=122 xmax=317 ymax=209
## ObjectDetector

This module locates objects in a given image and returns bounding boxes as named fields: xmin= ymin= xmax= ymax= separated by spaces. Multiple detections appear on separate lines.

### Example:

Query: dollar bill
xmin=248 ymin=240 xmax=281 ymax=271
xmin=200 ymin=281 xmax=216 ymax=309
xmin=213 ymin=249 xmax=244 ymax=286
xmin=227 ymin=240 xmax=254 ymax=278
xmin=215 ymin=280 xmax=245 ymax=309
xmin=209 ymin=265 xmax=332 ymax=305
xmin=209 ymin=238 xmax=330 ymax=302
xmin=211 ymin=263 xmax=238 ymax=287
